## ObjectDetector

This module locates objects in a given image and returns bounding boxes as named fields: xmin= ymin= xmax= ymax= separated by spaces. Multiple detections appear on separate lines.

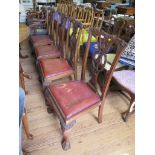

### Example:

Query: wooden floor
xmin=20 ymin=39 xmax=135 ymax=155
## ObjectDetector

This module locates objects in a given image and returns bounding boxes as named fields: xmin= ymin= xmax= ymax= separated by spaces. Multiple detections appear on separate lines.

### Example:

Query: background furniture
xmin=19 ymin=24 xmax=30 ymax=58
xmin=112 ymin=70 xmax=135 ymax=121
xmin=117 ymin=6 xmax=135 ymax=16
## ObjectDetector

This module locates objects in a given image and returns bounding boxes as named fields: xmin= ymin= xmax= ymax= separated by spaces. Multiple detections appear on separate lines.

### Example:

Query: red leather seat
xmin=31 ymin=35 xmax=52 ymax=47
xmin=35 ymin=45 xmax=61 ymax=60
xmin=48 ymin=80 xmax=100 ymax=119
xmin=39 ymin=58 xmax=74 ymax=78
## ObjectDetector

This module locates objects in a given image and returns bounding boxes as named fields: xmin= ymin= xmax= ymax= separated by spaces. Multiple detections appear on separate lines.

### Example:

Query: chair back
xmin=67 ymin=3 xmax=77 ymax=17
xmin=83 ymin=7 xmax=94 ymax=28
xmin=81 ymin=28 xmax=127 ymax=99
xmin=120 ymin=19 xmax=135 ymax=42
xmin=76 ymin=6 xmax=85 ymax=21
xmin=62 ymin=4 xmax=68 ymax=16
xmin=93 ymin=9 xmax=104 ymax=29
xmin=57 ymin=3 xmax=62 ymax=12
xmin=112 ymin=17 xmax=126 ymax=37
xmin=67 ymin=19 xmax=83 ymax=79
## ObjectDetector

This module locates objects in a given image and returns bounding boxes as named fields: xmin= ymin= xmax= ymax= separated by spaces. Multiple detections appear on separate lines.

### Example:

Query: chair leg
xmin=60 ymin=120 xmax=76 ymax=151
xmin=46 ymin=99 xmax=54 ymax=114
xmin=98 ymin=104 xmax=104 ymax=123
xmin=122 ymin=98 xmax=135 ymax=122
xmin=22 ymin=110 xmax=33 ymax=140
xmin=43 ymin=78 xmax=51 ymax=90
xmin=61 ymin=129 xmax=71 ymax=151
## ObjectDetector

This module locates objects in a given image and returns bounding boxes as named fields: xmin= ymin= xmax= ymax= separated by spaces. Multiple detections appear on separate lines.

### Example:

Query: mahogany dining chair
xmin=43 ymin=28 xmax=127 ymax=150
xmin=37 ymin=20 xmax=83 ymax=89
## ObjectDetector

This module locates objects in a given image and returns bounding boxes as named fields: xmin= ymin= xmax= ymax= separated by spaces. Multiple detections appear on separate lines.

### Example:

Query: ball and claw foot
xmin=47 ymin=107 xmax=53 ymax=114
xmin=61 ymin=139 xmax=71 ymax=151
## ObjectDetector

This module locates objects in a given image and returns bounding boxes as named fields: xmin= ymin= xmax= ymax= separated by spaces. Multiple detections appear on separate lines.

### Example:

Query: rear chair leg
xmin=122 ymin=99 xmax=135 ymax=122
xmin=98 ymin=104 xmax=104 ymax=123
xmin=44 ymin=96 xmax=54 ymax=114
xmin=46 ymin=100 xmax=54 ymax=114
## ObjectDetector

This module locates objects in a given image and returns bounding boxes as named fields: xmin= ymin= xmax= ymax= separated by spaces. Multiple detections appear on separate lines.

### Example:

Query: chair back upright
xmin=81 ymin=28 xmax=127 ymax=99
xmin=57 ymin=14 xmax=68 ymax=58
xmin=47 ymin=8 xmax=55 ymax=39
xmin=93 ymin=9 xmax=104 ymax=29
xmin=53 ymin=11 xmax=62 ymax=47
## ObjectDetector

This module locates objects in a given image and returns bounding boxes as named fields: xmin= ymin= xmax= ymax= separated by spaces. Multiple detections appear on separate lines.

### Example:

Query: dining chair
xmin=28 ymin=7 xmax=47 ymax=28
xmin=112 ymin=70 xmax=135 ymax=122
xmin=97 ymin=34 xmax=135 ymax=89
xmin=30 ymin=8 xmax=56 ymax=49
xmin=120 ymin=19 xmax=135 ymax=42
xmin=43 ymin=28 xmax=127 ymax=150
xmin=26 ymin=10 xmax=42 ymax=25
xmin=34 ymin=13 xmax=67 ymax=61
xmin=37 ymin=20 xmax=83 ymax=89
xmin=29 ymin=7 xmax=54 ymax=36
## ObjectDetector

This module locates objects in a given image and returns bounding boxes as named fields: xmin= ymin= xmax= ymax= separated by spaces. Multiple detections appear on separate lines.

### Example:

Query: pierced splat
xmin=67 ymin=20 xmax=83 ymax=79
xmin=90 ymin=52 xmax=107 ymax=89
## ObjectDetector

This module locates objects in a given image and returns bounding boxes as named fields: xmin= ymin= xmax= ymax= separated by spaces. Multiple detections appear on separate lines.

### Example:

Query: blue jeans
xmin=19 ymin=87 xmax=25 ymax=127
xmin=19 ymin=87 xmax=25 ymax=155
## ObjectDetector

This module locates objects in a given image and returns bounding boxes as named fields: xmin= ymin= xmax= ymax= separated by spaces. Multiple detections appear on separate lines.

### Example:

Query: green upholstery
xmin=99 ymin=54 xmax=126 ymax=86
xmin=80 ymin=31 xmax=97 ymax=45
xmin=106 ymin=54 xmax=125 ymax=70
xmin=69 ymin=28 xmax=97 ymax=45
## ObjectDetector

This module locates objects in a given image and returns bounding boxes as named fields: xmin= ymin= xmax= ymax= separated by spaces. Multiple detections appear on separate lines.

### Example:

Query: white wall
xmin=73 ymin=0 xmax=83 ymax=5
xmin=21 ymin=0 xmax=33 ymax=10
xmin=19 ymin=3 xmax=27 ymax=23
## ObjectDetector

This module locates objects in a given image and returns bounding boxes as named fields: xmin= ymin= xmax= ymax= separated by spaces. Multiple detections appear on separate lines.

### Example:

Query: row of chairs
xmin=28 ymin=6 xmax=134 ymax=151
